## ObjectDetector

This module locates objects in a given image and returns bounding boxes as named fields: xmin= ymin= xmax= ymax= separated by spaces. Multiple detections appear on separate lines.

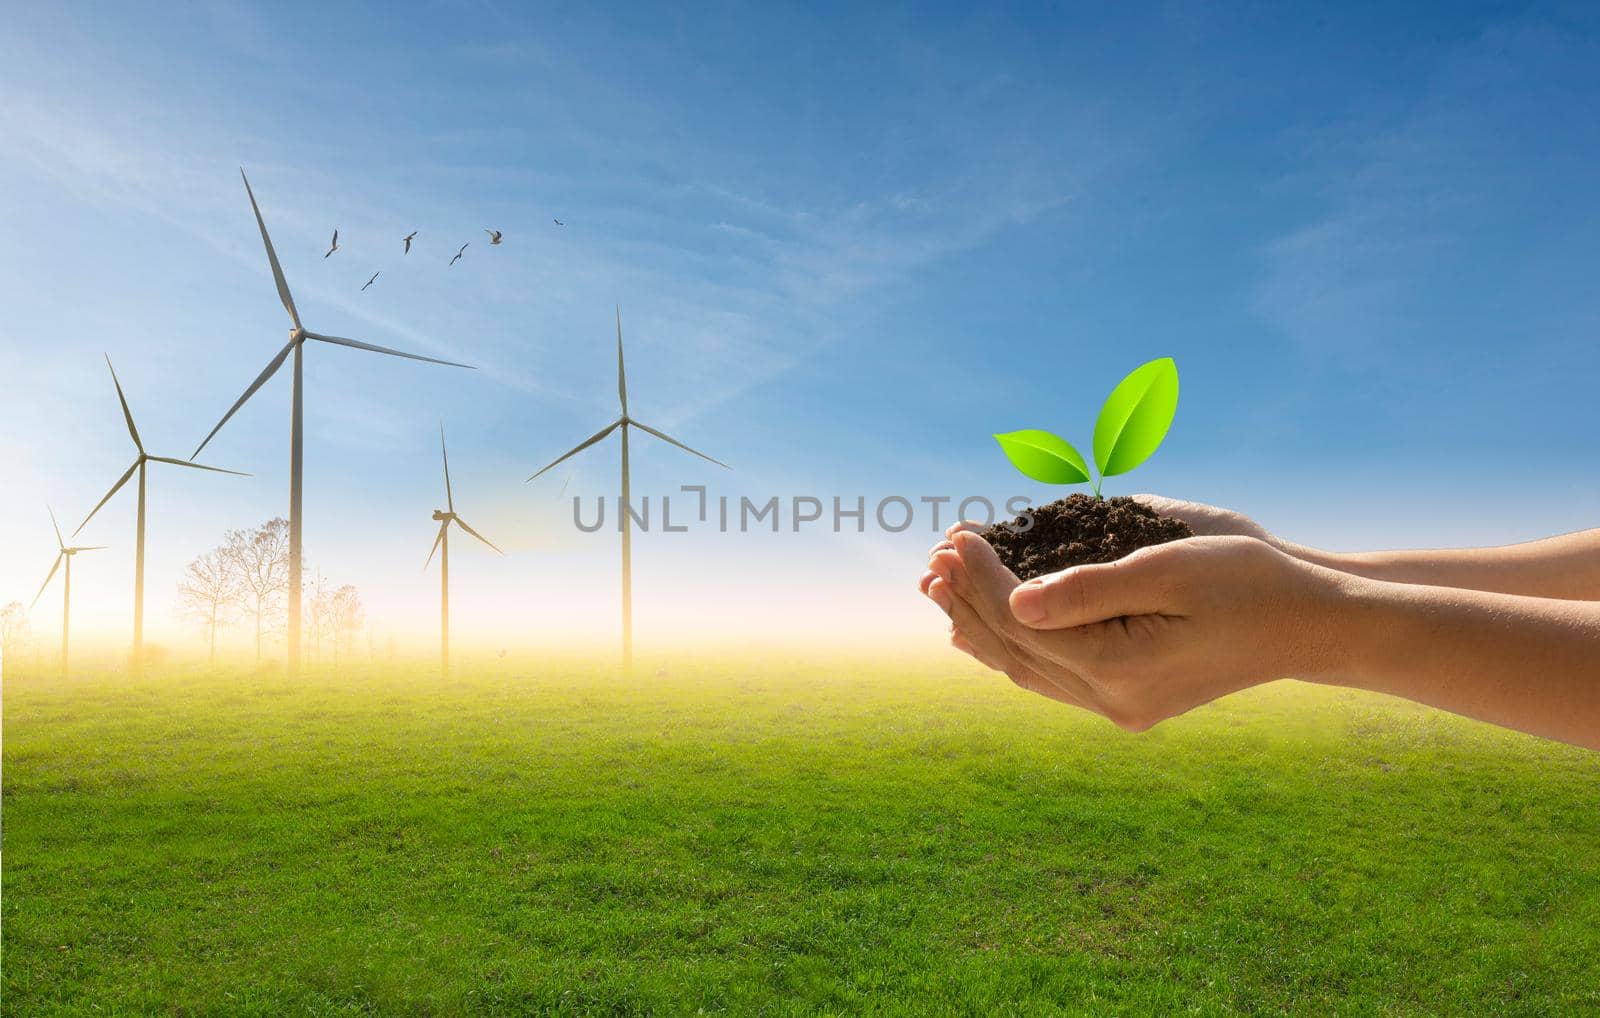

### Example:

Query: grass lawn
xmin=3 ymin=653 xmax=1598 ymax=1015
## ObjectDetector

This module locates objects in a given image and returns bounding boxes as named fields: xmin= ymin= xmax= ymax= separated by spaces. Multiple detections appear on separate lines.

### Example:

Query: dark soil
xmin=981 ymin=495 xmax=1192 ymax=581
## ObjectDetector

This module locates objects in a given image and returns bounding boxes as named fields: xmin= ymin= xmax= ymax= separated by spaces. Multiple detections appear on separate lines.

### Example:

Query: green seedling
xmin=994 ymin=357 xmax=1179 ymax=499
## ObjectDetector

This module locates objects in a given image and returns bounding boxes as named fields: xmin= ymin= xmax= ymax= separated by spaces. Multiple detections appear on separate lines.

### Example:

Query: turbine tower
xmin=194 ymin=169 xmax=475 ymax=675
xmin=76 ymin=355 xmax=247 ymax=669
xmin=426 ymin=424 xmax=502 ymax=678
xmin=526 ymin=308 xmax=729 ymax=672
xmin=33 ymin=508 xmax=105 ymax=678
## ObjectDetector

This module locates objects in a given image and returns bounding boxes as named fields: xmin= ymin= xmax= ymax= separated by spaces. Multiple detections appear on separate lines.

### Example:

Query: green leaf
xmin=1092 ymin=357 xmax=1179 ymax=478
xmin=993 ymin=430 xmax=1092 ymax=485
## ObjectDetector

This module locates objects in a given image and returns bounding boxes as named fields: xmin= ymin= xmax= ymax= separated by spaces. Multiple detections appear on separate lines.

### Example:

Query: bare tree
xmin=1 ymin=600 xmax=29 ymax=670
xmin=330 ymin=585 xmax=364 ymax=663
xmin=301 ymin=573 xmax=362 ymax=665
xmin=306 ymin=570 xmax=330 ymax=660
xmin=176 ymin=549 xmax=242 ymax=668
xmin=221 ymin=518 xmax=291 ymax=663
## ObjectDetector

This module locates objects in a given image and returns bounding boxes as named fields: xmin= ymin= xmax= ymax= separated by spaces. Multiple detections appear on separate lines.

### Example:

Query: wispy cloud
xmin=1 ymin=8 xmax=1147 ymax=441
xmin=1255 ymin=17 xmax=1600 ymax=370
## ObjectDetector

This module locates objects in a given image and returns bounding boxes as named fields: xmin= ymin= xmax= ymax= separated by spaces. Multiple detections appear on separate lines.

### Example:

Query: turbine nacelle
xmin=524 ymin=310 xmax=731 ymax=483
xmin=33 ymin=508 xmax=106 ymax=609
xmin=74 ymin=357 xmax=250 ymax=539
xmin=192 ymin=170 xmax=475 ymax=461
xmin=426 ymin=425 xmax=503 ymax=570
xmin=186 ymin=169 xmax=477 ymax=675
xmin=521 ymin=307 xmax=731 ymax=673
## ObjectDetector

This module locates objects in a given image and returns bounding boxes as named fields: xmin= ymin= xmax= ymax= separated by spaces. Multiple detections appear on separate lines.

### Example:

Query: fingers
xmin=930 ymin=578 xmax=1000 ymax=669
xmin=940 ymin=532 xmax=1021 ymax=635
xmin=948 ymin=530 xmax=1144 ymax=689
xmin=1130 ymin=493 xmax=1181 ymax=514
xmin=928 ymin=540 xmax=1014 ymax=671
xmin=948 ymin=619 xmax=1007 ymax=675
xmin=1007 ymin=544 xmax=1174 ymax=629
xmin=927 ymin=530 xmax=1098 ymax=708
xmin=1131 ymin=493 xmax=1272 ymax=543
xmin=935 ymin=538 xmax=1104 ymax=708
xmin=936 ymin=534 xmax=1069 ymax=673
xmin=1131 ymin=493 xmax=1214 ymax=532
xmin=949 ymin=629 xmax=983 ymax=663
xmin=930 ymin=578 xmax=1085 ymax=708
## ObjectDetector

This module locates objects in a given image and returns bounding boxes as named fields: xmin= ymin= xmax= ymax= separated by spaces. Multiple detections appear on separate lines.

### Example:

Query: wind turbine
xmin=526 ymin=307 xmax=730 ymax=672
xmin=33 ymin=508 xmax=105 ymax=678
xmin=193 ymin=169 xmax=475 ymax=675
xmin=76 ymin=355 xmax=247 ymax=669
xmin=426 ymin=424 xmax=502 ymax=678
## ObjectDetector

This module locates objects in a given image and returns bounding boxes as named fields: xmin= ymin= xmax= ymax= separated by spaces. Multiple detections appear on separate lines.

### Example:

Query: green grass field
xmin=3 ymin=653 xmax=1597 ymax=1015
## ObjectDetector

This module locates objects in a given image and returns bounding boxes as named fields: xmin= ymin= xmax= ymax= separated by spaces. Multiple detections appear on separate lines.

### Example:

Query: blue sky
xmin=2 ymin=2 xmax=1598 ymax=650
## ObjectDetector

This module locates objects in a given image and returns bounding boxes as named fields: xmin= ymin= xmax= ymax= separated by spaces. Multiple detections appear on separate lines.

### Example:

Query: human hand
xmin=1130 ymin=494 xmax=1278 ymax=544
xmin=919 ymin=531 xmax=1350 ymax=731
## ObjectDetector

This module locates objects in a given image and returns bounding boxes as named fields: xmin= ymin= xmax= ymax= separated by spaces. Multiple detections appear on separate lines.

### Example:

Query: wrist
xmin=1277 ymin=539 xmax=1358 ymax=573
xmin=1291 ymin=563 xmax=1393 ymax=686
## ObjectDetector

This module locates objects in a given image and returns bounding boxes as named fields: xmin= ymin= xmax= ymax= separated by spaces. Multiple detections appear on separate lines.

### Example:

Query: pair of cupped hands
xmin=919 ymin=495 xmax=1353 ymax=732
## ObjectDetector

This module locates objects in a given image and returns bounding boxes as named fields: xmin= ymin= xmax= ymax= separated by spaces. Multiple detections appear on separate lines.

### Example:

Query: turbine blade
xmin=147 ymin=456 xmax=252 ymax=476
xmin=32 ymin=552 xmax=64 ymax=608
xmin=424 ymin=519 xmax=448 ymax=570
xmin=192 ymin=341 xmax=293 ymax=458
xmin=104 ymin=354 xmax=143 ymax=453
xmin=615 ymin=305 xmax=628 ymax=416
xmin=48 ymin=506 xmax=64 ymax=548
xmin=73 ymin=546 xmax=108 ymax=551
xmin=525 ymin=420 xmax=621 ymax=481
xmin=630 ymin=420 xmax=731 ymax=470
xmin=440 ymin=422 xmax=454 ymax=513
xmin=453 ymin=516 xmax=502 ymax=554
xmin=305 ymin=331 xmax=475 ymax=369
xmin=240 ymin=168 xmax=301 ymax=329
xmin=74 ymin=460 xmax=139 ymax=536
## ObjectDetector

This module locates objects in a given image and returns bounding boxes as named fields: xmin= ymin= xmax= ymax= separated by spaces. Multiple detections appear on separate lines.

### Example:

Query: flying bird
xmin=403 ymin=231 xmax=417 ymax=254
xmin=361 ymin=271 xmax=379 ymax=291
xmin=449 ymin=243 xmax=468 ymax=267
xmin=193 ymin=168 xmax=476 ymax=676
xmin=324 ymin=229 xmax=339 ymax=258
xmin=553 ymin=219 xmax=564 ymax=226
xmin=484 ymin=228 xmax=502 ymax=245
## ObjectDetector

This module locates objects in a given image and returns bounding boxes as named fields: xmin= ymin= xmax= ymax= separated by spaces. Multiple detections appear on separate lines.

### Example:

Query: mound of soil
xmin=980 ymin=495 xmax=1192 ymax=581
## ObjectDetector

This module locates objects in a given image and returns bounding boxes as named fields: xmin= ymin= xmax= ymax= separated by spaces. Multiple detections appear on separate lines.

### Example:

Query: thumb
xmin=1008 ymin=549 xmax=1170 ymax=629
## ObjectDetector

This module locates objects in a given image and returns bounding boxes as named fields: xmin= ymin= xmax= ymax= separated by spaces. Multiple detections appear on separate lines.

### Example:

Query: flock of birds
xmin=327 ymin=220 xmax=566 ymax=292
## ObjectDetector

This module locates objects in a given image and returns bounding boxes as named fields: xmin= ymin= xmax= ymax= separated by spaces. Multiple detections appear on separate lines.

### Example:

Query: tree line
xmin=176 ymin=518 xmax=366 ymax=666
xmin=1 ymin=518 xmax=374 ymax=673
